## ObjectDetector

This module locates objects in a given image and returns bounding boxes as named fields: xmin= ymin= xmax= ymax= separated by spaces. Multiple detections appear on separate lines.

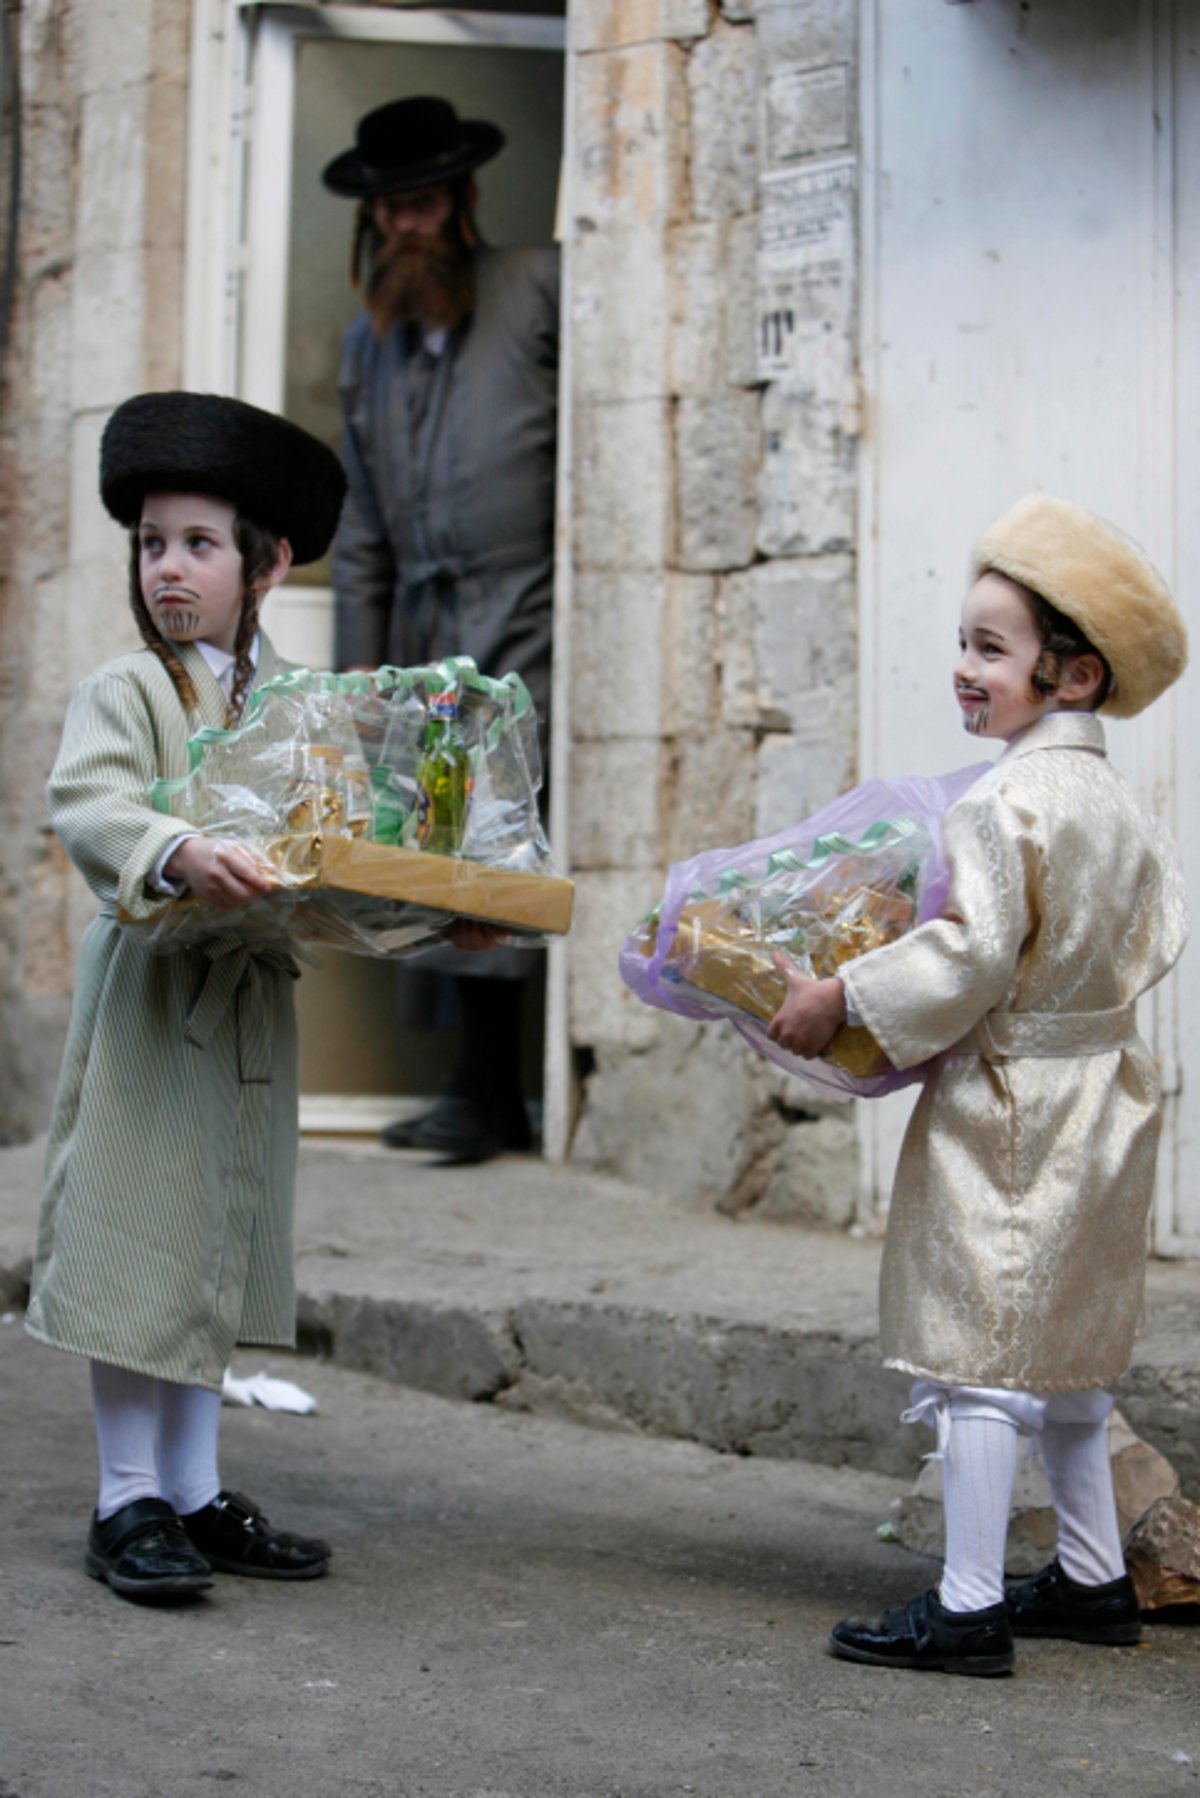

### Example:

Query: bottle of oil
xmin=416 ymin=690 xmax=471 ymax=855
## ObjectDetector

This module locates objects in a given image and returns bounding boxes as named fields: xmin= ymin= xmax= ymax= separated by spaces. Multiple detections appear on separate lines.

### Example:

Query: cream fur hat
xmin=970 ymin=493 xmax=1187 ymax=718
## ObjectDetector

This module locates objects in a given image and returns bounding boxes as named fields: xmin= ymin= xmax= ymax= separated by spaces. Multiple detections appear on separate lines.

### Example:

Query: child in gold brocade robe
xmin=768 ymin=495 xmax=1189 ymax=1677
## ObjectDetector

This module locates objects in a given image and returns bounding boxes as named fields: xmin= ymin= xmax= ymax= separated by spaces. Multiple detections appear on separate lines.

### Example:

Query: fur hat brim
xmin=100 ymin=392 xmax=347 ymax=566
xmin=970 ymin=494 xmax=1187 ymax=718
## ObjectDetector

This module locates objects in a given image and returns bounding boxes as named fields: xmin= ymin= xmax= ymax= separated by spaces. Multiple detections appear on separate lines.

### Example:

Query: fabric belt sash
xmin=958 ymin=1004 xmax=1137 ymax=1061
xmin=184 ymin=936 xmax=299 ymax=1082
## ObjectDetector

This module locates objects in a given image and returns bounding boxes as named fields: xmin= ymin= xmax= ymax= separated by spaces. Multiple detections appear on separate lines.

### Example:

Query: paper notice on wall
xmin=757 ymin=157 xmax=856 ymax=380
xmin=763 ymin=63 xmax=851 ymax=169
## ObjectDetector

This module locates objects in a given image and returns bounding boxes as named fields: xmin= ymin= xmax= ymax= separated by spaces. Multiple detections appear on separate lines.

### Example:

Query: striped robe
xmin=25 ymin=637 xmax=300 ymax=1390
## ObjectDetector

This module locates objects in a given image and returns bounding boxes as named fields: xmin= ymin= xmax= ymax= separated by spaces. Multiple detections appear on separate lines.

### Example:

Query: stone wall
xmin=0 ymin=0 xmax=189 ymax=1140
xmin=564 ymin=0 xmax=863 ymax=1222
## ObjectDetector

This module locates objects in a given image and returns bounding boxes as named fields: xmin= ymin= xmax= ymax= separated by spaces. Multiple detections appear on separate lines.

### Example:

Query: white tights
xmin=90 ymin=1359 xmax=223 ymax=1521
xmin=904 ymin=1383 xmax=1127 ymax=1614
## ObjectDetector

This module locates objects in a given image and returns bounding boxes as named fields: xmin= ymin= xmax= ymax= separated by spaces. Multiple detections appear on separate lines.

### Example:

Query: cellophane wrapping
xmin=140 ymin=656 xmax=558 ymax=956
xmin=619 ymin=766 xmax=987 ymax=1100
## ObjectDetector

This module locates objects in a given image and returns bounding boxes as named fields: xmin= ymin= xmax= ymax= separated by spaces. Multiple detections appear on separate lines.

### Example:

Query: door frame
xmin=182 ymin=0 xmax=573 ymax=1150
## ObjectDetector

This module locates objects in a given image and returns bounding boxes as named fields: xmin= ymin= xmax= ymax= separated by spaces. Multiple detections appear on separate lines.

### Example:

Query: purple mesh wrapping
xmin=618 ymin=764 xmax=989 ymax=1101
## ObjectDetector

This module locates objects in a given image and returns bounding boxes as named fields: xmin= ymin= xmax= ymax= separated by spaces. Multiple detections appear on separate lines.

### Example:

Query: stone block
xmin=661 ymin=572 xmax=717 ymax=737
xmin=144 ymin=75 xmax=189 ymax=246
xmin=569 ymin=738 xmax=662 ymax=870
xmin=21 ymin=831 xmax=74 ymax=1000
xmin=572 ymin=1025 xmax=782 ymax=1206
xmin=19 ymin=98 xmax=78 ymax=270
xmin=18 ymin=276 xmax=73 ymax=580
xmin=674 ymin=393 xmax=760 ymax=572
xmin=509 ymin=1298 xmax=919 ymax=1474
xmin=721 ymin=553 xmax=855 ymax=731
xmin=753 ymin=1111 xmax=857 ymax=1226
xmin=688 ymin=20 xmax=759 ymax=221
xmin=572 ymin=399 xmax=674 ymax=572
xmin=68 ymin=409 xmax=118 ymax=565
xmin=76 ymin=86 xmax=148 ymax=255
xmin=667 ymin=222 xmax=722 ymax=398
xmin=723 ymin=213 xmax=761 ymax=387
xmin=570 ymin=0 xmax=710 ymax=51
xmin=295 ymin=1291 xmax=519 ymax=1403
xmin=757 ymin=382 xmax=857 ymax=559
xmin=569 ymin=869 xmax=666 ymax=1050
xmin=26 ymin=571 xmax=72 ymax=712
xmin=571 ymin=224 xmax=669 ymax=403
xmin=69 ymin=249 xmax=145 ymax=413
xmin=754 ymin=685 xmax=856 ymax=834
xmin=756 ymin=0 xmax=857 ymax=74
xmin=1127 ymin=1495 xmax=1200 ymax=1610
xmin=667 ymin=215 xmax=759 ymax=396
xmin=570 ymin=571 xmax=666 ymax=739
xmin=572 ymin=43 xmax=688 ymax=234
xmin=662 ymin=723 xmax=756 ymax=862
xmin=81 ymin=0 xmax=154 ymax=93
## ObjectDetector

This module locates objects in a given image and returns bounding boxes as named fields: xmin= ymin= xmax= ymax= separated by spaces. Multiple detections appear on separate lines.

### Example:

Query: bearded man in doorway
xmin=323 ymin=95 xmax=559 ymax=1166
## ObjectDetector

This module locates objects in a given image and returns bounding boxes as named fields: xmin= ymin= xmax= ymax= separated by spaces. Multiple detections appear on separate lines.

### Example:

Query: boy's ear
xmin=264 ymin=539 xmax=294 ymax=593
xmin=1060 ymin=651 xmax=1107 ymax=707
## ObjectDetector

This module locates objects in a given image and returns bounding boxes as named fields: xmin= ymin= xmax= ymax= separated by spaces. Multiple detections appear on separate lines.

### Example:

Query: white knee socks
xmin=91 ymin=1360 xmax=222 ymax=1521
xmin=1039 ymin=1417 xmax=1126 ymax=1587
xmin=938 ymin=1409 xmax=1021 ymax=1614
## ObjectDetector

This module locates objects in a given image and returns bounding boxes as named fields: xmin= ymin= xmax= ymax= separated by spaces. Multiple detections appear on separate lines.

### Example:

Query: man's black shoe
xmin=181 ymin=1489 xmax=331 ymax=1579
xmin=1006 ymin=1557 xmax=1142 ymax=1644
xmin=380 ymin=1096 xmax=531 ymax=1161
xmin=85 ymin=1497 xmax=214 ymax=1600
xmin=829 ymin=1588 xmax=1015 ymax=1676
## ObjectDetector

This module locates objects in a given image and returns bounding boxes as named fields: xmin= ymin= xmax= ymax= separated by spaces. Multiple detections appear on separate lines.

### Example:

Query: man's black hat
xmin=99 ymin=392 xmax=347 ymax=565
xmin=321 ymin=95 xmax=505 ymax=199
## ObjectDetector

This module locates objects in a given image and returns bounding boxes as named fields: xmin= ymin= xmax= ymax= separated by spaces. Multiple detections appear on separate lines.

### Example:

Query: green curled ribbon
xmin=714 ymin=817 xmax=919 ymax=897
xmin=150 ymin=655 xmax=535 ymax=814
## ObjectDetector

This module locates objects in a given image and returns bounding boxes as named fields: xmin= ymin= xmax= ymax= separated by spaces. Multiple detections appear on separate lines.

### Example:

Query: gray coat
xmin=26 ymin=639 xmax=300 ymax=1390
xmin=332 ymin=244 xmax=558 ymax=729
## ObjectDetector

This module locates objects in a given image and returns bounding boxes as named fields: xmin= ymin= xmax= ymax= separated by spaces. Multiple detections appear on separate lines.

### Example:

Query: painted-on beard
xmin=366 ymin=226 xmax=476 ymax=336
xmin=962 ymin=704 xmax=992 ymax=735
xmin=153 ymin=589 xmax=204 ymax=640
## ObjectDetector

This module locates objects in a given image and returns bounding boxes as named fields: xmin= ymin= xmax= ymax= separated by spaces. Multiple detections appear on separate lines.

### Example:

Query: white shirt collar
xmin=197 ymin=633 xmax=260 ymax=696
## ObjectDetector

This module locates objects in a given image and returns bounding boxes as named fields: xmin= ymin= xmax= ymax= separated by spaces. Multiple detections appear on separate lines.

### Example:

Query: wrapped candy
xmin=131 ymin=657 xmax=572 ymax=955
xmin=619 ymin=766 xmax=987 ymax=1099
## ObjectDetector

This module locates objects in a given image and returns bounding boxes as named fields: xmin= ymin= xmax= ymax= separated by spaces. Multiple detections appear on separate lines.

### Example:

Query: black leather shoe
xmin=85 ymin=1498 xmax=214 ymax=1599
xmin=829 ymin=1589 xmax=1015 ymax=1676
xmin=1006 ymin=1557 xmax=1142 ymax=1644
xmin=181 ymin=1490 xmax=331 ymax=1579
xmin=380 ymin=1096 xmax=531 ymax=1163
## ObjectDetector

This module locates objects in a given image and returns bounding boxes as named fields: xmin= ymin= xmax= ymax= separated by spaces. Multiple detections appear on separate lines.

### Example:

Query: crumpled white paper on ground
xmin=221 ymin=1369 xmax=317 ymax=1414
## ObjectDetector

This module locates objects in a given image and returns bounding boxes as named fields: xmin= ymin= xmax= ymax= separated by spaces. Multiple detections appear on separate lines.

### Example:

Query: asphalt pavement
xmin=1 ymin=1326 xmax=1198 ymax=1798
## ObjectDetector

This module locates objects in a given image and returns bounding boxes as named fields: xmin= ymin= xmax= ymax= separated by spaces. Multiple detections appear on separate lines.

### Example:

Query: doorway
xmin=185 ymin=0 xmax=566 ymax=1130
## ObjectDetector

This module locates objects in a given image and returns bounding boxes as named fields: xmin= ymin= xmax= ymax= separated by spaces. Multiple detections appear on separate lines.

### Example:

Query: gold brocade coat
xmin=841 ymin=714 xmax=1189 ymax=1392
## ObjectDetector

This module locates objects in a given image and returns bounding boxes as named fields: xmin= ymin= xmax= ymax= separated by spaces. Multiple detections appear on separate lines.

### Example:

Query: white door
xmin=859 ymin=0 xmax=1199 ymax=1252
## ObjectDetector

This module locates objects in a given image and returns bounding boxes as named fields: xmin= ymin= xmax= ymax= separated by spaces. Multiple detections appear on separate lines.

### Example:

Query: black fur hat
xmin=99 ymin=392 xmax=347 ymax=565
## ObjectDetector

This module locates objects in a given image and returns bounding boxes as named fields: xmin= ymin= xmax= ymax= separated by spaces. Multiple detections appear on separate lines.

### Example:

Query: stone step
xmin=3 ymin=1136 xmax=1198 ymax=1492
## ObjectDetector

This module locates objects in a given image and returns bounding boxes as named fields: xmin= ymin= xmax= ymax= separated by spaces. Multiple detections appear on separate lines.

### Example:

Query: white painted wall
xmin=859 ymin=0 xmax=1199 ymax=1251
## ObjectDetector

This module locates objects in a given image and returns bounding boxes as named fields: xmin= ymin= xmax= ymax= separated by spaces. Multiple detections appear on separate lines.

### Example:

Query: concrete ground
xmin=3 ymin=1135 xmax=1199 ymax=1491
xmin=1 ymin=1327 xmax=1198 ymax=1798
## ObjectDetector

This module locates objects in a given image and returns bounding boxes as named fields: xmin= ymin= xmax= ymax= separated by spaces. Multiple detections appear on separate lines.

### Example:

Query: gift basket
xmin=620 ymin=766 xmax=986 ymax=1098
xmin=133 ymin=657 xmax=572 ymax=955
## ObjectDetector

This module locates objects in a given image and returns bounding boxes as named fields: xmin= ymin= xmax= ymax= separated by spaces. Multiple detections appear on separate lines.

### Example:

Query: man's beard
xmin=366 ymin=229 xmax=476 ymax=336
